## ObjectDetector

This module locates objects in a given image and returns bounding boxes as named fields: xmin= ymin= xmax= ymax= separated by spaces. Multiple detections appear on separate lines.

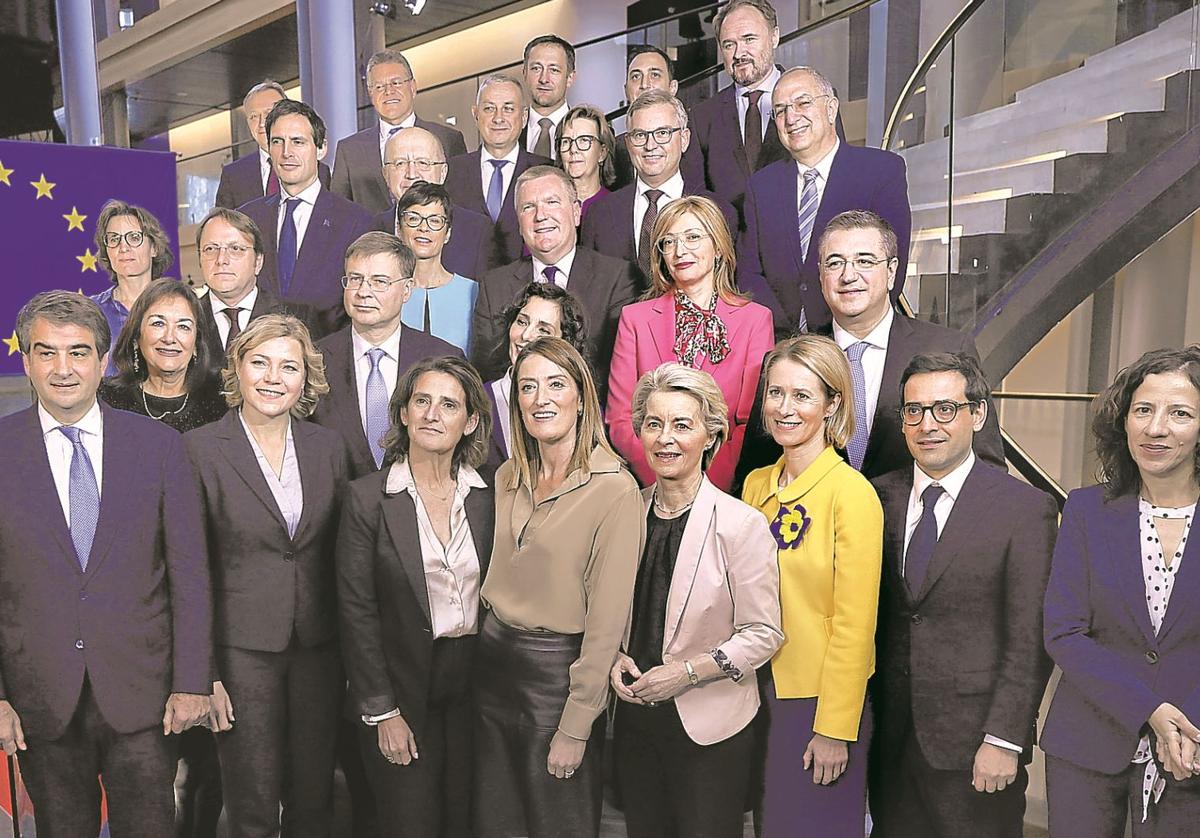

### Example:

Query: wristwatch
xmin=684 ymin=660 xmax=699 ymax=686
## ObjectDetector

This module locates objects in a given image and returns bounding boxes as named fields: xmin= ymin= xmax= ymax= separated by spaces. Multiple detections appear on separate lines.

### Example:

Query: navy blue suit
xmin=443 ymin=148 xmax=553 ymax=266
xmin=372 ymin=202 xmax=501 ymax=279
xmin=215 ymin=152 xmax=331 ymax=210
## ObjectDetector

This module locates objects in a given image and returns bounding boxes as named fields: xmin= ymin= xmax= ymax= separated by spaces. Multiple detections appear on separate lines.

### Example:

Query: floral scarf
xmin=672 ymin=291 xmax=730 ymax=368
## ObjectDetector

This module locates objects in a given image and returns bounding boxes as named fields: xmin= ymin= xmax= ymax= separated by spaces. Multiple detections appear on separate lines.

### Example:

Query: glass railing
xmin=994 ymin=392 xmax=1089 ymax=505
xmin=175 ymin=143 xmax=248 ymax=228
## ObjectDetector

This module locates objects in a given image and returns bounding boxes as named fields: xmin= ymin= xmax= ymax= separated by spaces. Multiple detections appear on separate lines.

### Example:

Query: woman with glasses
xmin=606 ymin=195 xmax=774 ymax=491
xmin=90 ymin=199 xmax=176 ymax=373
xmin=393 ymin=181 xmax=478 ymax=353
xmin=555 ymin=105 xmax=616 ymax=223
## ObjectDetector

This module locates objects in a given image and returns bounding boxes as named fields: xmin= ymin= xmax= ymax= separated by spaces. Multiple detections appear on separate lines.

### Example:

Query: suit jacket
xmin=240 ymin=186 xmax=375 ymax=337
xmin=606 ymin=295 xmax=774 ymax=491
xmin=330 ymin=119 xmax=469 ymax=214
xmin=215 ymin=151 xmax=332 ymax=211
xmin=519 ymin=113 xmax=566 ymax=156
xmin=371 ymin=201 xmax=501 ymax=279
xmin=443 ymin=148 xmax=554 ymax=266
xmin=311 ymin=325 xmax=465 ymax=479
xmin=183 ymin=412 xmax=351 ymax=655
xmin=469 ymin=248 xmax=641 ymax=390
xmin=738 ymin=145 xmax=912 ymax=336
xmin=196 ymin=285 xmax=321 ymax=354
xmin=1042 ymin=485 xmax=1200 ymax=774
xmin=579 ymin=180 xmax=738 ymax=288
xmin=632 ymin=477 xmax=783 ymax=745
xmin=871 ymin=460 xmax=1057 ymax=770
xmin=337 ymin=465 xmax=494 ymax=735
xmin=611 ymin=133 xmax=635 ymax=190
xmin=0 ymin=405 xmax=211 ymax=740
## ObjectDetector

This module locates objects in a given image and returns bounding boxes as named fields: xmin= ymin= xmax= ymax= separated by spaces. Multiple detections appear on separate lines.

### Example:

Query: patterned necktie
xmin=743 ymin=90 xmax=764 ymax=167
xmin=486 ymin=159 xmax=508 ymax=222
xmin=265 ymin=167 xmax=280 ymax=196
xmin=277 ymin=197 xmax=301 ymax=295
xmin=905 ymin=483 xmax=946 ymax=595
xmin=541 ymin=265 xmax=559 ymax=286
xmin=797 ymin=167 xmax=820 ymax=261
xmin=638 ymin=188 xmax=664 ymax=277
xmin=58 ymin=425 xmax=99 ymax=572
xmin=534 ymin=117 xmax=554 ymax=158
xmin=365 ymin=347 xmax=389 ymax=469
xmin=845 ymin=341 xmax=870 ymax=470
xmin=223 ymin=307 xmax=243 ymax=351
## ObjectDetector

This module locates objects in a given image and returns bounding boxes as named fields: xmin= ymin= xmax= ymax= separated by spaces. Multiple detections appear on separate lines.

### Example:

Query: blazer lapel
xmin=863 ymin=315 xmax=909 ymax=471
xmin=289 ymin=422 xmax=325 ymax=544
xmin=214 ymin=412 xmax=290 ymax=534
xmin=650 ymin=296 xmax=674 ymax=364
xmin=85 ymin=406 xmax=143 ymax=575
xmin=465 ymin=485 xmax=492 ymax=579
xmin=1103 ymin=494 xmax=1158 ymax=645
xmin=721 ymin=87 xmax=751 ymax=176
xmin=879 ymin=471 xmax=913 ymax=598
xmin=1158 ymin=515 xmax=1200 ymax=640
xmin=292 ymin=189 xmax=334 ymax=297
xmin=381 ymin=489 xmax=433 ymax=628
xmin=332 ymin=331 xmax=371 ymax=460
xmin=662 ymin=478 xmax=719 ymax=649
xmin=784 ymin=167 xmax=803 ymax=273
xmin=914 ymin=461 xmax=988 ymax=602
xmin=15 ymin=408 xmax=79 ymax=571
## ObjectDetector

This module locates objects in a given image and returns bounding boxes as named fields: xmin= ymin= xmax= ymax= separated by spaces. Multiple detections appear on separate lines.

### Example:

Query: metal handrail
xmin=1001 ymin=429 xmax=1069 ymax=508
xmin=992 ymin=391 xmax=1097 ymax=402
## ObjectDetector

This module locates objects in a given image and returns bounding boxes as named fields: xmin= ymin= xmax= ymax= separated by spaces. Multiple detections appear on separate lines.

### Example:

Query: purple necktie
xmin=905 ymin=483 xmax=946 ymax=596
xmin=541 ymin=265 xmax=559 ymax=286
xmin=277 ymin=197 xmax=300 ymax=295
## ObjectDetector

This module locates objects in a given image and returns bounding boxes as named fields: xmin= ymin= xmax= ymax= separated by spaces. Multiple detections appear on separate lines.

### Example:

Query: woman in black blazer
xmin=337 ymin=354 xmax=495 ymax=837
xmin=183 ymin=314 xmax=351 ymax=838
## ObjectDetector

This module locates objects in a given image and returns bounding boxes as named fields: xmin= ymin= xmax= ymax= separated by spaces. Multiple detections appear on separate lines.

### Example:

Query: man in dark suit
xmin=681 ymin=0 xmax=789 ymax=215
xmin=215 ymin=81 xmax=331 ymax=210
xmin=241 ymin=99 xmax=374 ymax=338
xmin=312 ymin=232 xmax=463 ymax=479
xmin=869 ymin=352 xmax=1057 ymax=838
xmin=371 ymin=127 xmax=500 ymax=279
xmin=739 ymin=65 xmax=911 ymax=335
xmin=612 ymin=46 xmax=680 ymax=190
xmin=470 ymin=165 xmax=639 ymax=392
xmin=520 ymin=35 xmax=576 ymax=159
xmin=444 ymin=73 xmax=553 ymax=266
xmin=580 ymin=89 xmax=737 ymax=284
xmin=331 ymin=49 xmax=468 ymax=214
xmin=0 ymin=291 xmax=211 ymax=837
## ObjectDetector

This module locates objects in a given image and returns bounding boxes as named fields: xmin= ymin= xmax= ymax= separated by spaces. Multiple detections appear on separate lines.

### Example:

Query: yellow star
xmin=2 ymin=331 xmax=19 ymax=356
xmin=63 ymin=206 xmax=86 ymax=232
xmin=30 ymin=173 xmax=56 ymax=199
xmin=0 ymin=161 xmax=12 ymax=186
xmin=77 ymin=248 xmax=98 ymax=272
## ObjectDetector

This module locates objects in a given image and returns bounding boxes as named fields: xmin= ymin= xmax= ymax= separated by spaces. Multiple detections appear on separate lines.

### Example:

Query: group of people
xmin=1 ymin=1 xmax=1198 ymax=837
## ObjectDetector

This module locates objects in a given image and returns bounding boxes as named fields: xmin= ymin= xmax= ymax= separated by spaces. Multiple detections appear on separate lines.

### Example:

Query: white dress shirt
xmin=40 ymin=400 xmax=104 ymax=522
xmin=531 ymin=247 xmax=576 ymax=290
xmin=238 ymin=411 xmax=304 ymax=538
xmin=903 ymin=451 xmax=1021 ymax=754
xmin=209 ymin=285 xmax=259 ymax=347
xmin=632 ymin=170 xmax=685 ymax=258
xmin=795 ymin=138 xmax=839 ymax=215
xmin=832 ymin=305 xmax=893 ymax=439
xmin=258 ymin=148 xmax=273 ymax=192
xmin=377 ymin=113 xmax=418 ymax=163
xmin=491 ymin=371 xmax=513 ymax=455
xmin=351 ymin=324 xmax=403 ymax=441
xmin=479 ymin=144 xmax=521 ymax=209
xmin=734 ymin=65 xmax=781 ymax=140
xmin=275 ymin=178 xmax=323 ymax=258
xmin=525 ymin=102 xmax=570 ymax=153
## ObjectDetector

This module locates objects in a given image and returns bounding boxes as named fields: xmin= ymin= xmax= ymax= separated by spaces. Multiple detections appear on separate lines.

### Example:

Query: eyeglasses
xmin=103 ymin=230 xmax=145 ymax=249
xmin=341 ymin=275 xmax=413 ymax=293
xmin=656 ymin=231 xmax=711 ymax=253
xmin=557 ymin=135 xmax=598 ymax=153
xmin=199 ymin=243 xmax=253 ymax=261
xmin=369 ymin=77 xmax=413 ymax=95
xmin=771 ymin=95 xmax=832 ymax=120
xmin=627 ymin=126 xmax=684 ymax=147
xmin=398 ymin=211 xmax=448 ymax=231
xmin=899 ymin=400 xmax=978 ymax=425
xmin=382 ymin=158 xmax=446 ymax=174
xmin=821 ymin=255 xmax=893 ymax=275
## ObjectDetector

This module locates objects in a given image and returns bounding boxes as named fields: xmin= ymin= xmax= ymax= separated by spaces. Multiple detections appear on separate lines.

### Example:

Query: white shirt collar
xmin=384 ymin=458 xmax=487 ymax=496
xmin=280 ymin=177 xmax=323 ymax=206
xmin=795 ymin=138 xmax=840 ymax=181
xmin=351 ymin=321 xmax=403 ymax=359
xmin=832 ymin=305 xmax=894 ymax=352
xmin=736 ymin=64 xmax=782 ymax=97
xmin=39 ymin=398 xmax=103 ymax=439
xmin=210 ymin=284 xmax=259 ymax=314
xmin=532 ymin=101 xmax=570 ymax=127
xmin=635 ymin=169 xmax=685 ymax=201
xmin=912 ymin=450 xmax=976 ymax=505
xmin=379 ymin=113 xmax=417 ymax=143
xmin=481 ymin=143 xmax=520 ymax=166
xmin=532 ymin=247 xmax=577 ymax=285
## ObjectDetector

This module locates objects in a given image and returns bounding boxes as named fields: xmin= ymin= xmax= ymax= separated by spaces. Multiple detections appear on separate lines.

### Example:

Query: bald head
xmin=382 ymin=126 xmax=449 ymax=201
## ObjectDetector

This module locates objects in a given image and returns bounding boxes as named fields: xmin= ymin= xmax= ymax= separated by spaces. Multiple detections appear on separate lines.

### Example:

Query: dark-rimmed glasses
xmin=103 ymin=230 xmax=145 ymax=249
xmin=899 ymin=401 xmax=978 ymax=425
xmin=628 ymin=127 xmax=684 ymax=147
xmin=557 ymin=135 xmax=599 ymax=153
xmin=399 ymin=211 xmax=448 ymax=231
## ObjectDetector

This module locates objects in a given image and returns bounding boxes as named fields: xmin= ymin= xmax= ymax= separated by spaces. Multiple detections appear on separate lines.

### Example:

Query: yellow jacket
xmin=742 ymin=446 xmax=883 ymax=741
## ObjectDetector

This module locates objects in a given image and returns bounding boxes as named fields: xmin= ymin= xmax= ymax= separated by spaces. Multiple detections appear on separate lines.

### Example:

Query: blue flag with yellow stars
xmin=0 ymin=139 xmax=178 ymax=375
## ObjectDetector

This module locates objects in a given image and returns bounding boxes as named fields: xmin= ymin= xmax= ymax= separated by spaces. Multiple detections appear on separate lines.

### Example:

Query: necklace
xmin=141 ymin=386 xmax=189 ymax=420
xmin=653 ymin=476 xmax=702 ymax=517
xmin=417 ymin=479 xmax=456 ymax=503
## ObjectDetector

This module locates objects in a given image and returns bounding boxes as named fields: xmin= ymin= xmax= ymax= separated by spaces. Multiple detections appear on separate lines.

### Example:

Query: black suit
xmin=469 ymin=248 xmax=640 ymax=391
xmin=183 ymin=412 xmax=352 ymax=838
xmin=197 ymin=285 xmax=320 ymax=355
xmin=443 ymin=148 xmax=553 ymax=266
xmin=869 ymin=460 xmax=1057 ymax=838
xmin=312 ymin=325 xmax=465 ymax=479
xmin=330 ymin=119 xmax=469 ymax=214
xmin=338 ymin=467 xmax=495 ymax=837
xmin=215 ymin=151 xmax=332 ymax=210
xmin=372 ymin=202 xmax=502 ymax=279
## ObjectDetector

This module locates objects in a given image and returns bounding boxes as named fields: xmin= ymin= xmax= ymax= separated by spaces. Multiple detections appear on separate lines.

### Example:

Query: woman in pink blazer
xmin=606 ymin=195 xmax=774 ymax=491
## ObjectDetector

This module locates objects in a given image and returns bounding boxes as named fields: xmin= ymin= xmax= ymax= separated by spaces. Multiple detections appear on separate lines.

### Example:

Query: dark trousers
xmin=1045 ymin=753 xmax=1200 ymax=838
xmin=358 ymin=635 xmax=476 ymax=838
xmin=614 ymin=699 xmax=754 ymax=838
xmin=175 ymin=726 xmax=223 ymax=838
xmin=19 ymin=678 xmax=176 ymax=838
xmin=473 ymin=612 xmax=604 ymax=838
xmin=214 ymin=640 xmax=343 ymax=838
xmin=870 ymin=726 xmax=1027 ymax=838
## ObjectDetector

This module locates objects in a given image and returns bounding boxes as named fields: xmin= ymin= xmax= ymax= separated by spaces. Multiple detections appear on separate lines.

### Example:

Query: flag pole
xmin=5 ymin=754 xmax=19 ymax=837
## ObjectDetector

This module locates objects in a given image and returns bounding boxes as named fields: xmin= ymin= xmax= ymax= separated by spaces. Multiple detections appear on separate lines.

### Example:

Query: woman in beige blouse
xmin=475 ymin=337 xmax=646 ymax=838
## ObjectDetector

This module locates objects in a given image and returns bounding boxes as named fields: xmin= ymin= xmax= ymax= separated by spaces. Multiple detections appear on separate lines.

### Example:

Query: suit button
xmin=800 ymin=283 xmax=808 ymax=292
xmin=901 ymin=665 xmax=910 ymax=676
xmin=911 ymin=614 xmax=923 ymax=625
xmin=75 ymin=639 xmax=84 ymax=650
xmin=1145 ymin=650 xmax=1159 ymax=664
xmin=283 ymin=551 xmax=295 ymax=562
xmin=79 ymin=592 xmax=87 ymax=601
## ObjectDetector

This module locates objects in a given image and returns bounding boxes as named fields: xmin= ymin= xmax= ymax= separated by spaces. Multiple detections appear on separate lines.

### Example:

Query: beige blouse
xmin=482 ymin=446 xmax=646 ymax=740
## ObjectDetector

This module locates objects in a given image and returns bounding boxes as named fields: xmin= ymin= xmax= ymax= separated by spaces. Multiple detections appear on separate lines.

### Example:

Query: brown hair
xmin=222 ymin=314 xmax=329 ymax=418
xmin=95 ymin=200 xmax=175 ymax=282
xmin=381 ymin=355 xmax=492 ymax=472
xmin=195 ymin=207 xmax=264 ymax=256
xmin=759 ymin=335 xmax=853 ymax=448
xmin=649 ymin=196 xmax=747 ymax=305
xmin=344 ymin=231 xmax=417 ymax=278
xmin=16 ymin=290 xmax=110 ymax=356
xmin=110 ymin=278 xmax=220 ymax=391
xmin=557 ymin=105 xmax=617 ymax=188
xmin=715 ymin=0 xmax=779 ymax=34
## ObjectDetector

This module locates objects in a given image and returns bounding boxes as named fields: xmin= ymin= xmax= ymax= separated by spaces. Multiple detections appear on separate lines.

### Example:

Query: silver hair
xmin=366 ymin=49 xmax=413 ymax=80
xmin=627 ymin=89 xmax=689 ymax=130
xmin=631 ymin=363 xmax=729 ymax=471
xmin=779 ymin=65 xmax=836 ymax=99
xmin=242 ymin=80 xmax=287 ymax=108
xmin=476 ymin=73 xmax=527 ymax=108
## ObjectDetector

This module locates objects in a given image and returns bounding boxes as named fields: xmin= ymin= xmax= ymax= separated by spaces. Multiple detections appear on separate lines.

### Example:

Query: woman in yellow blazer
xmin=742 ymin=335 xmax=884 ymax=837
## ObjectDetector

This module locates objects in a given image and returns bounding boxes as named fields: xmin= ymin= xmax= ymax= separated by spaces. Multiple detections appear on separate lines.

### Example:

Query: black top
xmin=627 ymin=507 xmax=691 ymax=673
xmin=99 ymin=376 xmax=228 ymax=433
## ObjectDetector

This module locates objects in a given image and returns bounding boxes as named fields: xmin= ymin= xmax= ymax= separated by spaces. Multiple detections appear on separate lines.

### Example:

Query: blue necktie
xmin=278 ymin=197 xmax=300 ymax=295
xmin=486 ymin=159 xmax=508 ymax=223
xmin=365 ymin=347 xmax=389 ymax=469
xmin=845 ymin=341 xmax=870 ymax=470
xmin=58 ymin=425 xmax=99 ymax=571
xmin=905 ymin=483 xmax=946 ymax=596
xmin=797 ymin=167 xmax=820 ymax=261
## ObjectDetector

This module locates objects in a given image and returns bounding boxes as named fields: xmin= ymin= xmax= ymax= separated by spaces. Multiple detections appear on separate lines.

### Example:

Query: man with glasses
xmin=739 ymin=65 xmax=911 ymax=336
xmin=331 ymin=50 xmax=468 ymax=214
xmin=869 ymin=351 xmax=1056 ymax=838
xmin=581 ymin=90 xmax=735 ymax=284
xmin=312 ymin=232 xmax=463 ymax=479
xmin=612 ymin=46 xmax=681 ymax=189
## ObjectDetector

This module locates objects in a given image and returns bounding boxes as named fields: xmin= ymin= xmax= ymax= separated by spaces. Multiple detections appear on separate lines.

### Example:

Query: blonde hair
xmin=649 ymin=196 xmax=747 ymax=305
xmin=222 ymin=314 xmax=329 ymax=419
xmin=507 ymin=337 xmax=618 ymax=490
xmin=760 ymin=335 xmax=854 ymax=448
xmin=631 ymin=363 xmax=729 ymax=471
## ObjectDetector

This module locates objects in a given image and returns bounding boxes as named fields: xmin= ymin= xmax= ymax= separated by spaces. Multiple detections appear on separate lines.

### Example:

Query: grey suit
xmin=331 ymin=120 xmax=469 ymax=214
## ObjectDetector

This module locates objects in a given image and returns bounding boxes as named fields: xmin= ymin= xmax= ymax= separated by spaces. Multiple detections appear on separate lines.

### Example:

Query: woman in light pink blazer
xmin=610 ymin=364 xmax=783 ymax=838
xmin=605 ymin=195 xmax=774 ymax=491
